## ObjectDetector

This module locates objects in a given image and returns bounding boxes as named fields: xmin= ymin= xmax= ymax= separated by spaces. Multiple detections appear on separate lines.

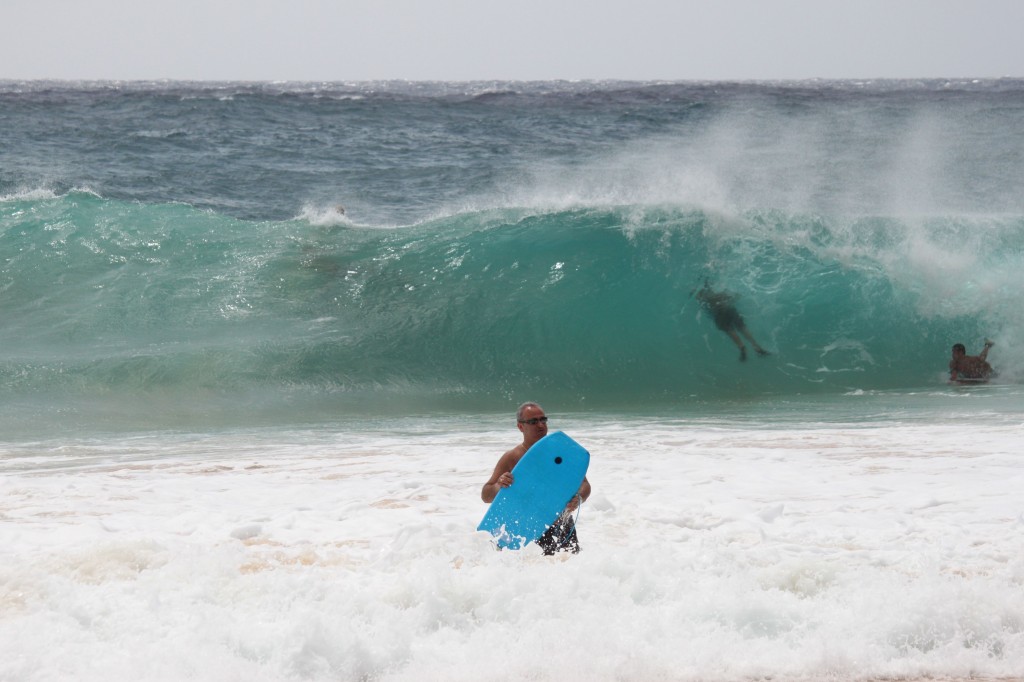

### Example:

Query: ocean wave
xmin=2 ymin=194 xmax=1020 ymax=416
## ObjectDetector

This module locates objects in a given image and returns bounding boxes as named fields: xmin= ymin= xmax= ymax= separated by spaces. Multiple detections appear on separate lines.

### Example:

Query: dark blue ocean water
xmin=2 ymin=79 xmax=1023 ymax=430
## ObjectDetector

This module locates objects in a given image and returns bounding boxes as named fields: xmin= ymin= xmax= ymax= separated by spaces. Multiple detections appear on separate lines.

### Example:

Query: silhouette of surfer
xmin=949 ymin=339 xmax=995 ymax=383
xmin=694 ymin=281 xmax=770 ymax=361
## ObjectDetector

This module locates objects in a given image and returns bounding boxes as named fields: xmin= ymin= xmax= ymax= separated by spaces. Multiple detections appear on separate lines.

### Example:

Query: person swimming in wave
xmin=949 ymin=339 xmax=995 ymax=383
xmin=694 ymin=281 xmax=770 ymax=362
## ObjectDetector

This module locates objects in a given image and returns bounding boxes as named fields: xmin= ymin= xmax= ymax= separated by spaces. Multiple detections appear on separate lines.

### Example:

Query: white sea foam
xmin=2 ymin=405 xmax=1023 ymax=681
xmin=0 ymin=187 xmax=59 ymax=202
xmin=296 ymin=202 xmax=407 ymax=230
xmin=297 ymin=203 xmax=357 ymax=227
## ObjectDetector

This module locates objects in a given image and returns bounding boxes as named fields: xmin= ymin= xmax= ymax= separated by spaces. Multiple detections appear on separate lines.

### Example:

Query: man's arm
xmin=565 ymin=476 xmax=591 ymax=512
xmin=481 ymin=451 xmax=517 ymax=503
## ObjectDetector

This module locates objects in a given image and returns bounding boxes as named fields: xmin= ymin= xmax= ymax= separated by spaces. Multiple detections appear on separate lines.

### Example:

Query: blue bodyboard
xmin=477 ymin=431 xmax=590 ymax=550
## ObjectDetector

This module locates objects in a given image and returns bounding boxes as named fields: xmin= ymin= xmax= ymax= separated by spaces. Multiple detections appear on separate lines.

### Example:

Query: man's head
xmin=516 ymin=401 xmax=548 ymax=443
xmin=952 ymin=343 xmax=966 ymax=357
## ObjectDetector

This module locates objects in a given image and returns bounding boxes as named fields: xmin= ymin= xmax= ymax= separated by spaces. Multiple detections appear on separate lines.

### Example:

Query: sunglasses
xmin=518 ymin=416 xmax=548 ymax=425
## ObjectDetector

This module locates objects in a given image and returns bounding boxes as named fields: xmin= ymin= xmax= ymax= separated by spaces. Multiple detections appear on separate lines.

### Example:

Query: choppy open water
xmin=2 ymin=79 xmax=1023 ymax=681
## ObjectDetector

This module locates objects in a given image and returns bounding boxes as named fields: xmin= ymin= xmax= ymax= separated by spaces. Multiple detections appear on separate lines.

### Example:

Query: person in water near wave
xmin=481 ymin=402 xmax=591 ymax=555
xmin=694 ymin=281 xmax=770 ymax=361
xmin=949 ymin=339 xmax=996 ymax=383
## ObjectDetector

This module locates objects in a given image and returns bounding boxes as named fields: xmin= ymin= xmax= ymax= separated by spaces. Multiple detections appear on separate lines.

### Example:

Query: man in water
xmin=694 ymin=282 xmax=770 ymax=361
xmin=949 ymin=340 xmax=995 ymax=383
xmin=481 ymin=402 xmax=591 ymax=554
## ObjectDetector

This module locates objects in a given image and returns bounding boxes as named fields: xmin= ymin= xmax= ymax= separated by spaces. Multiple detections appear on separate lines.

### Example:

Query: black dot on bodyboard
xmin=554 ymin=457 xmax=563 ymax=464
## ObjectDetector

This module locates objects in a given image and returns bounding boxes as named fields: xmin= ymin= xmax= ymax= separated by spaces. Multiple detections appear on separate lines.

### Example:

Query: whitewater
xmin=2 ymin=79 xmax=1024 ymax=681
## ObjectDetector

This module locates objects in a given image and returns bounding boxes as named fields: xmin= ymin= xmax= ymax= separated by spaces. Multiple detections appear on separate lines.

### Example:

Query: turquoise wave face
xmin=1 ymin=192 xmax=1020 ymax=427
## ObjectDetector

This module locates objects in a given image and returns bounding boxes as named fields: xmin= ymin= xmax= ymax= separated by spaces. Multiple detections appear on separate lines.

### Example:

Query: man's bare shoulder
xmin=497 ymin=444 xmax=527 ymax=470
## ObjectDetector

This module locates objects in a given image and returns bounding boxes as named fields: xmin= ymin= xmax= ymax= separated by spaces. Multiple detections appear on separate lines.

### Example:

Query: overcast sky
xmin=4 ymin=0 xmax=1022 ymax=82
